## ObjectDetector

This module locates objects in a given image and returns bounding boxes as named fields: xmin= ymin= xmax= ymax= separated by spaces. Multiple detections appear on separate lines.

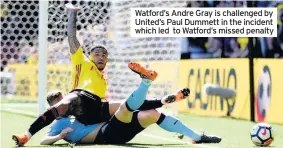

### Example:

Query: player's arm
xmin=66 ymin=3 xmax=81 ymax=54
xmin=40 ymin=127 xmax=73 ymax=145
xmin=40 ymin=134 xmax=62 ymax=145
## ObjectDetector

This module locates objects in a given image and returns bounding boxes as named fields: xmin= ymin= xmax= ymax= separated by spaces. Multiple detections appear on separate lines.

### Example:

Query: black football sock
xmin=138 ymin=99 xmax=163 ymax=110
xmin=28 ymin=107 xmax=59 ymax=135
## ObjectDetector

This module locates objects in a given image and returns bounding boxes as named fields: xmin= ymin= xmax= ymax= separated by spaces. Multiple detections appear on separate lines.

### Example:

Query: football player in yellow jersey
xmin=12 ymin=4 xmax=187 ymax=146
xmin=65 ymin=3 xmax=170 ymax=122
xmin=70 ymin=45 xmax=108 ymax=100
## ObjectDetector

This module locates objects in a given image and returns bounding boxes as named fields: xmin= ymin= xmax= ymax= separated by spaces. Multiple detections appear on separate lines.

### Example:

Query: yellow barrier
xmin=146 ymin=61 xmax=180 ymax=96
xmin=178 ymin=59 xmax=251 ymax=120
xmin=145 ymin=61 xmax=180 ymax=114
xmin=254 ymin=59 xmax=283 ymax=124
xmin=7 ymin=64 xmax=38 ymax=99
xmin=7 ymin=64 xmax=72 ymax=100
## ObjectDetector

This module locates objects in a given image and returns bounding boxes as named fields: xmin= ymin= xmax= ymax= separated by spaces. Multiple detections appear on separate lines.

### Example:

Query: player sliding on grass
xmin=40 ymin=63 xmax=221 ymax=145
xmin=12 ymin=62 xmax=192 ymax=146
xmin=12 ymin=4 xmax=169 ymax=146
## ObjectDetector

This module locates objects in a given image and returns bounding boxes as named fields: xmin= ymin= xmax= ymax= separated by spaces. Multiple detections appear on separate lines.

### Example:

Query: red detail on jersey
xmin=262 ymin=127 xmax=267 ymax=136
xmin=41 ymin=115 xmax=46 ymax=121
xmin=73 ymin=64 xmax=81 ymax=89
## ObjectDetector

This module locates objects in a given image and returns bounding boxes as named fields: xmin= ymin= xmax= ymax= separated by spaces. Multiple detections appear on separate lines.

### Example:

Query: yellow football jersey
xmin=71 ymin=46 xmax=107 ymax=101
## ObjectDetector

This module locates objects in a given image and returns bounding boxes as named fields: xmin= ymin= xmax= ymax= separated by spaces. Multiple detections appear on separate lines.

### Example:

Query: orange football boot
xmin=128 ymin=62 xmax=158 ymax=81
xmin=12 ymin=134 xmax=29 ymax=146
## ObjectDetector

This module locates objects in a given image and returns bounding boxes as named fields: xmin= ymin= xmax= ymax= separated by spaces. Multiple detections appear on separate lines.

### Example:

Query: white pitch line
xmin=1 ymin=108 xmax=37 ymax=117
xmin=141 ymin=133 xmax=220 ymax=148
xmin=1 ymin=103 xmax=37 ymax=107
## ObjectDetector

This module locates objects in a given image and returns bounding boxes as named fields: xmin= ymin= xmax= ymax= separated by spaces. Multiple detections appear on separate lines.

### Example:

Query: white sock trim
xmin=25 ymin=131 xmax=32 ymax=139
xmin=142 ymin=79 xmax=152 ymax=85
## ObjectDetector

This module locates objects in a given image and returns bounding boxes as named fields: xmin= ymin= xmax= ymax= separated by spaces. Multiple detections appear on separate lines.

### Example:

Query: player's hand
xmin=59 ymin=127 xmax=73 ymax=139
xmin=65 ymin=3 xmax=80 ymax=11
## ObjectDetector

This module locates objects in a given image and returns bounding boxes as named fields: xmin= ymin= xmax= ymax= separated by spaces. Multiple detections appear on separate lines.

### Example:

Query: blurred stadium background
xmin=1 ymin=0 xmax=283 ymax=148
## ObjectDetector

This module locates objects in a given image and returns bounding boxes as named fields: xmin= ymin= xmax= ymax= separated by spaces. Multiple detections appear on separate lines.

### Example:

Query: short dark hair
xmin=46 ymin=90 xmax=62 ymax=105
xmin=90 ymin=45 xmax=108 ymax=55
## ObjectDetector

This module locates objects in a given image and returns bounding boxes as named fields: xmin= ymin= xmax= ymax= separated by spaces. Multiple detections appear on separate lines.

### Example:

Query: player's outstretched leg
xmin=150 ymin=88 xmax=220 ymax=143
xmin=156 ymin=113 xmax=221 ymax=144
xmin=120 ymin=107 xmax=221 ymax=144
xmin=124 ymin=85 xmax=221 ymax=144
xmin=12 ymin=106 xmax=60 ymax=146
xmin=112 ymin=62 xmax=158 ymax=121
xmin=12 ymin=93 xmax=77 ymax=146
xmin=123 ymin=62 xmax=158 ymax=112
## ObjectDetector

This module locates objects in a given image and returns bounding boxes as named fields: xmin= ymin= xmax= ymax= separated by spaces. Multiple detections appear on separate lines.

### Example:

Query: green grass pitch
xmin=1 ymin=110 xmax=283 ymax=148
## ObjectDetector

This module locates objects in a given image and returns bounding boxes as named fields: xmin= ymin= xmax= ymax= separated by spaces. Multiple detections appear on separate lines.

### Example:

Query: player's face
xmin=90 ymin=49 xmax=108 ymax=71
